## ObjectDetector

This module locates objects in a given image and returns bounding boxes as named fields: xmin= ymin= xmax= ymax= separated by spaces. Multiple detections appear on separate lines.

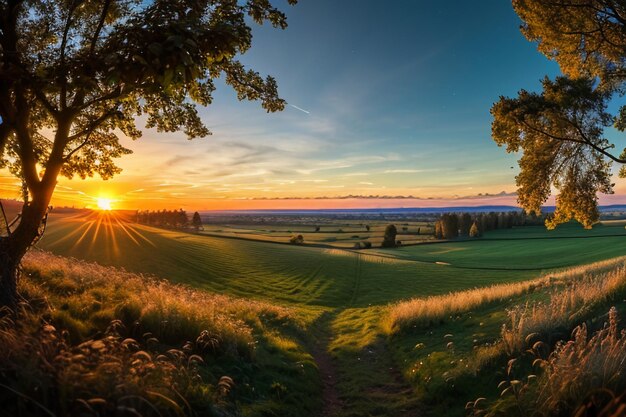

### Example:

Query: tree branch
xmin=59 ymin=0 xmax=84 ymax=110
xmin=66 ymin=107 xmax=118 ymax=142
xmin=63 ymin=130 xmax=92 ymax=161
xmin=521 ymin=119 xmax=626 ymax=164
xmin=89 ymin=0 xmax=112 ymax=56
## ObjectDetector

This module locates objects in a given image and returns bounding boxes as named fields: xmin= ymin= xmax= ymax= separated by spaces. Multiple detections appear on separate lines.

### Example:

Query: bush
xmin=289 ymin=235 xmax=304 ymax=245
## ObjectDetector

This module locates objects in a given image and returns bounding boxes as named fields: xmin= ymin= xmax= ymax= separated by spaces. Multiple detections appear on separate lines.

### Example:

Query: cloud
xmin=163 ymin=155 xmax=197 ymax=167
xmin=244 ymin=190 xmax=517 ymax=200
xmin=383 ymin=169 xmax=423 ymax=174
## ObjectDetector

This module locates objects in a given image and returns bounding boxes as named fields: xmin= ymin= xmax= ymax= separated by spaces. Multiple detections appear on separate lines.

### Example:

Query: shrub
xmin=289 ymin=234 xmax=304 ymax=245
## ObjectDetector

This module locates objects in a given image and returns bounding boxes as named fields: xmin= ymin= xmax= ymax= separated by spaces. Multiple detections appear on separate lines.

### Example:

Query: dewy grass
xmin=384 ymin=256 xmax=626 ymax=335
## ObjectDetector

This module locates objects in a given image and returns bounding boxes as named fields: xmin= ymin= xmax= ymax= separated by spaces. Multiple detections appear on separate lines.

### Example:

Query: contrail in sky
xmin=290 ymin=104 xmax=310 ymax=114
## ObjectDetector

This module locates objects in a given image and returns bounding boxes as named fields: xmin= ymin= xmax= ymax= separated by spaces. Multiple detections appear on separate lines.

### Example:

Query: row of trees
xmin=136 ymin=210 xmax=203 ymax=230
xmin=434 ymin=211 xmax=546 ymax=240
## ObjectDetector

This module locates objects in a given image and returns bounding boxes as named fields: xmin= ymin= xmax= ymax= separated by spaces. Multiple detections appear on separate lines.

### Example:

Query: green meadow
xmin=25 ymin=211 xmax=626 ymax=416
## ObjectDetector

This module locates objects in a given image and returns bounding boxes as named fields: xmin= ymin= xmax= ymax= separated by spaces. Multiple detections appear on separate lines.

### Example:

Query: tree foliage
xmin=492 ymin=77 xmax=615 ymax=228
xmin=469 ymin=221 xmax=480 ymax=238
xmin=381 ymin=224 xmax=397 ymax=248
xmin=192 ymin=211 xmax=202 ymax=230
xmin=514 ymin=0 xmax=626 ymax=89
xmin=493 ymin=0 xmax=626 ymax=229
xmin=137 ymin=208 xmax=188 ymax=229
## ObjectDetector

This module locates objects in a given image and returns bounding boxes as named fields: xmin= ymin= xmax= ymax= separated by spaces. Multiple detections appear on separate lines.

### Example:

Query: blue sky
xmin=27 ymin=0 xmax=626 ymax=210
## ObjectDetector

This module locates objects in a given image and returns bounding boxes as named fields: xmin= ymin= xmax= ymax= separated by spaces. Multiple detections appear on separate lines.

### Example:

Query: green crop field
xmin=371 ymin=223 xmax=626 ymax=270
xmin=34 ymin=211 xmax=626 ymax=416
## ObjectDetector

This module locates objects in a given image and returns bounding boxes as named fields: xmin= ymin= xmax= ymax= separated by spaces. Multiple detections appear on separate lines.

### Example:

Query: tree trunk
xmin=0 ymin=188 xmax=53 ymax=308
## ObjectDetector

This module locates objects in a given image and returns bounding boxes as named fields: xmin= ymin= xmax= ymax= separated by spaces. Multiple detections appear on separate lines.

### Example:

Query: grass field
xmin=197 ymin=221 xmax=435 ymax=248
xmin=372 ymin=224 xmax=626 ymax=270
xmin=33 ymin=210 xmax=626 ymax=416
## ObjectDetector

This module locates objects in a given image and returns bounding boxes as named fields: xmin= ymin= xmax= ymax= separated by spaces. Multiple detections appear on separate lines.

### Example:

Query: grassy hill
xmin=13 ymin=210 xmax=626 ymax=416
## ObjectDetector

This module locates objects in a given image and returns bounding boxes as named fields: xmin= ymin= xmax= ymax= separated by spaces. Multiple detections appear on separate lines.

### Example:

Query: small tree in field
xmin=381 ymin=224 xmax=397 ymax=248
xmin=192 ymin=212 xmax=202 ymax=231
xmin=0 ymin=0 xmax=296 ymax=306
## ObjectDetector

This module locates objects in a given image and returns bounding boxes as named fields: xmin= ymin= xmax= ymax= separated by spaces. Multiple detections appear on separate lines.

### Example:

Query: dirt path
xmin=305 ymin=255 xmax=421 ymax=416
xmin=309 ymin=311 xmax=344 ymax=416
xmin=308 ymin=307 xmax=421 ymax=417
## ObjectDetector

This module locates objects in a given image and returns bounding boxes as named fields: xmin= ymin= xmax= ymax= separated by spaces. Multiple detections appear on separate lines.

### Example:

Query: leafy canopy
xmin=492 ymin=77 xmax=615 ymax=228
xmin=492 ymin=0 xmax=626 ymax=228
xmin=0 ymin=0 xmax=295 ymax=196
xmin=514 ymin=0 xmax=626 ymax=89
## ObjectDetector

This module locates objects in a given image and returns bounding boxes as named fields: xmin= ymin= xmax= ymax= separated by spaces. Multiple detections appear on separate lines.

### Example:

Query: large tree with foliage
xmin=0 ymin=0 xmax=296 ymax=306
xmin=492 ymin=0 xmax=626 ymax=228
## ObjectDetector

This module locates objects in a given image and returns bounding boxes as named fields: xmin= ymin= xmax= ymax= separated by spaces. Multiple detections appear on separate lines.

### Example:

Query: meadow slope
xmin=30 ymin=211 xmax=626 ymax=416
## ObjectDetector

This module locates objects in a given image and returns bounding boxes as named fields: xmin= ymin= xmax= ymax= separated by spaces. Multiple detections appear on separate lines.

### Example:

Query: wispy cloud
xmin=384 ymin=169 xmax=423 ymax=174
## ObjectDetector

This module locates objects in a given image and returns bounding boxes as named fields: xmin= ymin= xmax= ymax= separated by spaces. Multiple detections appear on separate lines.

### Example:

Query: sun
xmin=96 ymin=198 xmax=113 ymax=211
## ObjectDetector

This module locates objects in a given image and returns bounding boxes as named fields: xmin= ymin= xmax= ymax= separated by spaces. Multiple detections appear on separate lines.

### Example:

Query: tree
xmin=459 ymin=213 xmax=472 ymax=236
xmin=434 ymin=220 xmax=443 ymax=239
xmin=469 ymin=221 xmax=480 ymax=238
xmin=381 ymin=224 xmax=397 ymax=248
xmin=492 ymin=77 xmax=614 ymax=229
xmin=494 ymin=1 xmax=626 ymax=229
xmin=513 ymin=0 xmax=626 ymax=90
xmin=192 ymin=211 xmax=202 ymax=231
xmin=0 ymin=0 xmax=297 ymax=306
xmin=440 ymin=213 xmax=459 ymax=239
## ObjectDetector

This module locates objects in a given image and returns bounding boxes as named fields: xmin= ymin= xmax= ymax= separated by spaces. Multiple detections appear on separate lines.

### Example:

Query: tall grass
xmin=0 ymin=313 xmax=222 ymax=417
xmin=384 ymin=257 xmax=626 ymax=335
xmin=532 ymin=307 xmax=626 ymax=416
xmin=0 ymin=250 xmax=301 ymax=417
xmin=21 ymin=250 xmax=295 ymax=354
xmin=501 ymin=265 xmax=626 ymax=355
xmin=474 ymin=309 xmax=626 ymax=417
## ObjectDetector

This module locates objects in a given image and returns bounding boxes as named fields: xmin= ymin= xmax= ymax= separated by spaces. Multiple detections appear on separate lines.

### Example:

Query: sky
xmin=2 ymin=0 xmax=626 ymax=210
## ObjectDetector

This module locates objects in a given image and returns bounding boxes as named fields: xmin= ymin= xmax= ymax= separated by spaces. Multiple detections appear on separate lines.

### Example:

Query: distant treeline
xmin=434 ymin=211 xmax=545 ymax=239
xmin=136 ymin=209 xmax=202 ymax=230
